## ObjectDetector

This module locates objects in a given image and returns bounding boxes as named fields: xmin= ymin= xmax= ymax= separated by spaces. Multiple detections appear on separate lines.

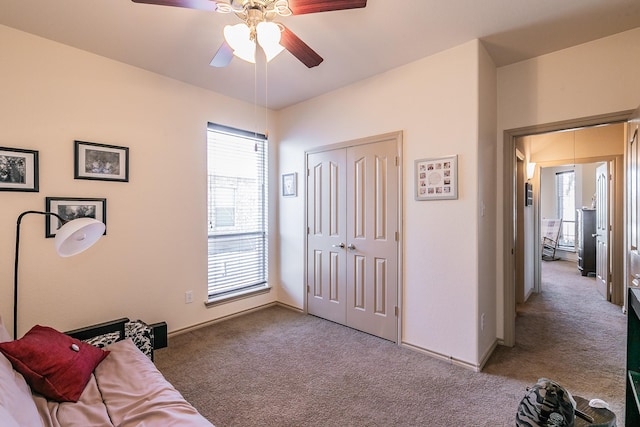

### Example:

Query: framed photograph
xmin=75 ymin=140 xmax=129 ymax=182
xmin=0 ymin=147 xmax=39 ymax=192
xmin=525 ymin=182 xmax=533 ymax=206
xmin=45 ymin=197 xmax=107 ymax=238
xmin=415 ymin=155 xmax=458 ymax=201
xmin=282 ymin=172 xmax=297 ymax=197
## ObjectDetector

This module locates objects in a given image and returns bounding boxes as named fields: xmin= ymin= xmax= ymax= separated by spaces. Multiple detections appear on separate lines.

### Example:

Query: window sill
xmin=205 ymin=285 xmax=271 ymax=308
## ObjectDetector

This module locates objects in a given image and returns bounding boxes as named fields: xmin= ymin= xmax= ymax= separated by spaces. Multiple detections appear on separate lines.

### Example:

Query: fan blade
xmin=131 ymin=0 xmax=217 ymax=12
xmin=288 ymin=0 xmax=366 ymax=15
xmin=210 ymin=41 xmax=234 ymax=67
xmin=280 ymin=26 xmax=323 ymax=68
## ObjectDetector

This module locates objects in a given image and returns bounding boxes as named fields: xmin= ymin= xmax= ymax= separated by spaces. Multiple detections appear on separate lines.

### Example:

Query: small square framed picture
xmin=415 ymin=155 xmax=458 ymax=201
xmin=45 ymin=197 xmax=107 ymax=238
xmin=75 ymin=140 xmax=129 ymax=182
xmin=282 ymin=172 xmax=297 ymax=197
xmin=0 ymin=147 xmax=39 ymax=192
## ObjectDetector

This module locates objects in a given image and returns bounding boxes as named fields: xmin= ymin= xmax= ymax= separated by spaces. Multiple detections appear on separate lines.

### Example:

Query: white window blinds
xmin=556 ymin=170 xmax=576 ymax=247
xmin=207 ymin=123 xmax=268 ymax=299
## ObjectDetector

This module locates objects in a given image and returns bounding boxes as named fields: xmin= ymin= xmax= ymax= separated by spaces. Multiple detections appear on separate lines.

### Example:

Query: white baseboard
xmin=401 ymin=342 xmax=483 ymax=372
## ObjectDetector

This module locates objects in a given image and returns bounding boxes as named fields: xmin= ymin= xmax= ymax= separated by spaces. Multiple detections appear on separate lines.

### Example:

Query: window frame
xmin=205 ymin=123 xmax=270 ymax=305
xmin=555 ymin=170 xmax=576 ymax=249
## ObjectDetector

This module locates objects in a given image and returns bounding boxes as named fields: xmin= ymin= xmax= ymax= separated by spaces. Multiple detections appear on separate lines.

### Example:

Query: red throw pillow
xmin=0 ymin=325 xmax=110 ymax=402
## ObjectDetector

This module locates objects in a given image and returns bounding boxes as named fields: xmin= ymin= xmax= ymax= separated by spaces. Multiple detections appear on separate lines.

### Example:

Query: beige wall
xmin=277 ymin=40 xmax=496 ymax=367
xmin=0 ymin=25 xmax=278 ymax=337
xmin=476 ymin=43 xmax=498 ymax=364
xmin=522 ymin=162 xmax=536 ymax=300
xmin=524 ymin=124 xmax=625 ymax=164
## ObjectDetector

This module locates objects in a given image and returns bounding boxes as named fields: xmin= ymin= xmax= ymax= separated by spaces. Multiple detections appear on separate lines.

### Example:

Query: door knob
xmin=347 ymin=244 xmax=356 ymax=250
xmin=332 ymin=243 xmax=345 ymax=249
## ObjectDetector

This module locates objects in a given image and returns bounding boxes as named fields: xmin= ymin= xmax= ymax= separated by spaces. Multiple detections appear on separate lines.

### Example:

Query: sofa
xmin=0 ymin=316 xmax=213 ymax=427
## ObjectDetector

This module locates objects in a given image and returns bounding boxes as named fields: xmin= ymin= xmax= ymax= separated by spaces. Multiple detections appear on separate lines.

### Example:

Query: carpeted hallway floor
xmin=485 ymin=260 xmax=626 ymax=423
xmin=155 ymin=259 xmax=627 ymax=426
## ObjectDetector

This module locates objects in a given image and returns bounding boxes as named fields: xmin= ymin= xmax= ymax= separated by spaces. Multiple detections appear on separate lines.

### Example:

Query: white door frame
xmin=304 ymin=131 xmax=404 ymax=343
xmin=502 ymin=111 xmax=632 ymax=347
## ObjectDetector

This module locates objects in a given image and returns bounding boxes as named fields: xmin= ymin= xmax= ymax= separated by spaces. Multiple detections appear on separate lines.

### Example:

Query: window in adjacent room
xmin=556 ymin=170 xmax=576 ymax=248
xmin=206 ymin=123 xmax=269 ymax=304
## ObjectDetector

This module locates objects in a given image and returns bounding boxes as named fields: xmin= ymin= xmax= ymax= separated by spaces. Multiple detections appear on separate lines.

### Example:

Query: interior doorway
xmin=503 ymin=111 xmax=632 ymax=347
xmin=519 ymin=125 xmax=624 ymax=304
xmin=536 ymin=161 xmax=610 ymax=297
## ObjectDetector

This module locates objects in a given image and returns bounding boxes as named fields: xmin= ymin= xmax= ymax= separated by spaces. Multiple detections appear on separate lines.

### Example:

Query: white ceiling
xmin=1 ymin=0 xmax=639 ymax=110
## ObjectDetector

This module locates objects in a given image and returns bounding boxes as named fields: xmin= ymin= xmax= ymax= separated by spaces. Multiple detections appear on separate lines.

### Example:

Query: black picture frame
xmin=0 ymin=147 xmax=39 ymax=192
xmin=525 ymin=182 xmax=533 ymax=206
xmin=74 ymin=140 xmax=129 ymax=182
xmin=45 ymin=197 xmax=107 ymax=238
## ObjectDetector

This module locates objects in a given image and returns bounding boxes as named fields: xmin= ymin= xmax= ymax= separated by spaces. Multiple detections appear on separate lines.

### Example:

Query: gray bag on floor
xmin=516 ymin=378 xmax=576 ymax=427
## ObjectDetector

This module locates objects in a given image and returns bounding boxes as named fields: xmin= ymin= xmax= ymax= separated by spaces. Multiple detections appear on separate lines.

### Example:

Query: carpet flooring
xmin=155 ymin=260 xmax=627 ymax=426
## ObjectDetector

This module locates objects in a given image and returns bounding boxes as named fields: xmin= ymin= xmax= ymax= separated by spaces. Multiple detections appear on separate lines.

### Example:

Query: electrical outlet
xmin=185 ymin=290 xmax=193 ymax=304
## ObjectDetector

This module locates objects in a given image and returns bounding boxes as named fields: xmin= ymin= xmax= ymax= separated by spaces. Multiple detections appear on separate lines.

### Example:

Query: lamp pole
xmin=13 ymin=211 xmax=66 ymax=339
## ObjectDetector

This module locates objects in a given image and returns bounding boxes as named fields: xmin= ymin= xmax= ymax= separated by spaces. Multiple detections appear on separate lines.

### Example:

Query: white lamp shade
xmin=526 ymin=162 xmax=536 ymax=180
xmin=256 ymin=22 xmax=284 ymax=62
xmin=224 ymin=23 xmax=256 ymax=63
xmin=54 ymin=217 xmax=105 ymax=257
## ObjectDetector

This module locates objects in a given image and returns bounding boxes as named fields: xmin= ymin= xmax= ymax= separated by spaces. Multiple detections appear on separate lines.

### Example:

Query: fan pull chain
xmin=265 ymin=57 xmax=269 ymax=139
xmin=254 ymin=59 xmax=258 ymax=140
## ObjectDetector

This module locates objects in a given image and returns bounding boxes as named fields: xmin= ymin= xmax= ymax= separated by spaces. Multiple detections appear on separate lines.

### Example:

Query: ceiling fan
xmin=131 ymin=0 xmax=368 ymax=68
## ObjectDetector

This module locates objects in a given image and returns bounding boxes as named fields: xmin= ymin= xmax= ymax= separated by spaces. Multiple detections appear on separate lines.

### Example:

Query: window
xmin=212 ymin=188 xmax=236 ymax=228
xmin=556 ymin=170 xmax=576 ymax=248
xmin=207 ymin=123 xmax=268 ymax=302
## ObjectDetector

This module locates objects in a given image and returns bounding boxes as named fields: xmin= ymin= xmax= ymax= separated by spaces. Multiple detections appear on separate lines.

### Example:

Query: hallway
xmin=534 ymin=259 xmax=625 ymax=417
xmin=486 ymin=259 xmax=627 ymax=423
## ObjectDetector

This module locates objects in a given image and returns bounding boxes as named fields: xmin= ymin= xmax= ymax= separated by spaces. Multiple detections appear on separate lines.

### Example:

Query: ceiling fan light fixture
xmin=232 ymin=41 xmax=257 ymax=63
xmin=273 ymin=0 xmax=292 ymax=16
xmin=135 ymin=0 xmax=369 ymax=69
xmin=256 ymin=21 xmax=285 ymax=62
xmin=223 ymin=23 xmax=256 ymax=63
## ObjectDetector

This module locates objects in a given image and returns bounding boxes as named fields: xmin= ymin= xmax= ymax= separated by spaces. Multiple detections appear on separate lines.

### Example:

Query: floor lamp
xmin=13 ymin=210 xmax=105 ymax=339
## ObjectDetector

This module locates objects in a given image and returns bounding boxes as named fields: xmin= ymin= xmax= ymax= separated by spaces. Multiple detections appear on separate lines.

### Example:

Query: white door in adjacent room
xmin=595 ymin=162 xmax=610 ymax=300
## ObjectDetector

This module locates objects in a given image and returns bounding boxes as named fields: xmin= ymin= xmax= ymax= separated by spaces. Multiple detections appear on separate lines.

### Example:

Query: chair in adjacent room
xmin=541 ymin=218 xmax=562 ymax=261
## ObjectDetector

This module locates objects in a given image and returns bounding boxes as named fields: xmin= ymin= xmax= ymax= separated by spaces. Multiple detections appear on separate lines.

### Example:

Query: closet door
xmin=306 ymin=149 xmax=347 ymax=324
xmin=345 ymin=140 xmax=398 ymax=341
xmin=306 ymin=134 xmax=400 ymax=342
